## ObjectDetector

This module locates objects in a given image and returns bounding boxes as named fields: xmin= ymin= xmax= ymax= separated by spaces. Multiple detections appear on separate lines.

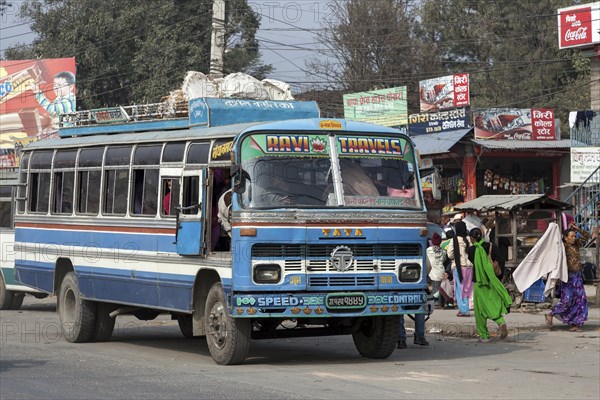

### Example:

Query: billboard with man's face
xmin=0 ymin=57 xmax=76 ymax=168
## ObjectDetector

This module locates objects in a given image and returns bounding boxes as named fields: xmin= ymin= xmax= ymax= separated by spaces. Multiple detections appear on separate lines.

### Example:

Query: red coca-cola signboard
xmin=558 ymin=2 xmax=600 ymax=49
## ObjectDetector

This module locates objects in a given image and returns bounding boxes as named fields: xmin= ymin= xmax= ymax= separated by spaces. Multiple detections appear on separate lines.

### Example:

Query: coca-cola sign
xmin=558 ymin=2 xmax=600 ymax=49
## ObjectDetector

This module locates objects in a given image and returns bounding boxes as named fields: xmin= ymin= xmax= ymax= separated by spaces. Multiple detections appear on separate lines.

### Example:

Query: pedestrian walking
xmin=427 ymin=233 xmax=447 ymax=308
xmin=545 ymin=223 xmax=590 ymax=331
xmin=397 ymin=314 xmax=429 ymax=349
xmin=467 ymin=227 xmax=512 ymax=341
xmin=446 ymin=220 xmax=473 ymax=317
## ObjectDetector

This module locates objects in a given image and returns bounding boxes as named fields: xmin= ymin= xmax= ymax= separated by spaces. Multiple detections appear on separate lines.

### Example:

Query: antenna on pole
xmin=210 ymin=0 xmax=225 ymax=79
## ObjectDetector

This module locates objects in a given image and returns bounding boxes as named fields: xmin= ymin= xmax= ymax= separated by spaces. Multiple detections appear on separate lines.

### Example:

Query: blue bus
xmin=13 ymin=97 xmax=431 ymax=364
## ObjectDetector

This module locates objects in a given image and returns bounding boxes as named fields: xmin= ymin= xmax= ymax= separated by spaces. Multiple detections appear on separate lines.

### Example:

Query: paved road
xmin=1 ymin=297 xmax=599 ymax=400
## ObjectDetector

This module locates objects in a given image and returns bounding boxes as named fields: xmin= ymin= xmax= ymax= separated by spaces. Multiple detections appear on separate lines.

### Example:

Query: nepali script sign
xmin=343 ymin=87 xmax=408 ymax=127
xmin=558 ymin=2 xmax=600 ymax=49
xmin=408 ymin=107 xmax=470 ymax=136
xmin=571 ymin=147 xmax=600 ymax=183
xmin=419 ymin=74 xmax=470 ymax=112
xmin=474 ymin=108 xmax=556 ymax=140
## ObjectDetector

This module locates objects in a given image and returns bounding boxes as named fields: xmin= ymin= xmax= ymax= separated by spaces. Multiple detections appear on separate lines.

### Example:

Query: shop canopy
xmin=472 ymin=139 xmax=572 ymax=150
xmin=411 ymin=128 xmax=471 ymax=155
xmin=453 ymin=194 xmax=573 ymax=213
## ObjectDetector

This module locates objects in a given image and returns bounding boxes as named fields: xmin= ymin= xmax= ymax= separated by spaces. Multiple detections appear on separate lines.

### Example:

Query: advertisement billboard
xmin=1 ymin=57 xmax=76 ymax=168
xmin=558 ymin=2 xmax=600 ymax=49
xmin=419 ymin=73 xmax=469 ymax=112
xmin=473 ymin=108 xmax=556 ymax=140
xmin=408 ymin=107 xmax=470 ymax=136
xmin=343 ymin=87 xmax=408 ymax=127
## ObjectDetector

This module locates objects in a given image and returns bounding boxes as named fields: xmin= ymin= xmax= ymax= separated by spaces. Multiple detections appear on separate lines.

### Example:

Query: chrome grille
xmin=252 ymin=244 xmax=421 ymax=258
xmin=308 ymin=276 xmax=376 ymax=287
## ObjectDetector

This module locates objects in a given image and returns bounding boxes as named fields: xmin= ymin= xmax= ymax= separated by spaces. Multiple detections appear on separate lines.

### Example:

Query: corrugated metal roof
xmin=411 ymin=128 xmax=471 ymax=155
xmin=454 ymin=194 xmax=572 ymax=211
xmin=473 ymin=139 xmax=572 ymax=149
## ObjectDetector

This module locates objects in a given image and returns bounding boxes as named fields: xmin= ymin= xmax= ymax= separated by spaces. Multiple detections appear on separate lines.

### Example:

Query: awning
xmin=453 ymin=194 xmax=572 ymax=212
xmin=472 ymin=139 xmax=572 ymax=150
xmin=411 ymin=128 xmax=471 ymax=155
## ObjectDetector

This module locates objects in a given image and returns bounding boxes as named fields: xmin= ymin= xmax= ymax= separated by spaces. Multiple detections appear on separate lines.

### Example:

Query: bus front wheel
xmin=0 ymin=273 xmax=24 ymax=310
xmin=204 ymin=282 xmax=251 ymax=365
xmin=58 ymin=272 xmax=97 ymax=343
xmin=352 ymin=316 xmax=399 ymax=359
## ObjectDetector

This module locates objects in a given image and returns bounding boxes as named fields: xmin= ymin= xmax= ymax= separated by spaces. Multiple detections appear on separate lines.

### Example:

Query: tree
xmin=419 ymin=0 xmax=590 ymax=119
xmin=3 ymin=0 xmax=272 ymax=109
xmin=307 ymin=0 xmax=591 ymax=123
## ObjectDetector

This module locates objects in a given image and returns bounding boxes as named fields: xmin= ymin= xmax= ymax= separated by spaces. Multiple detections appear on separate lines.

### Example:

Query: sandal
xmin=545 ymin=314 xmax=553 ymax=329
xmin=499 ymin=323 xmax=508 ymax=339
xmin=569 ymin=326 xmax=582 ymax=332
xmin=457 ymin=312 xmax=470 ymax=317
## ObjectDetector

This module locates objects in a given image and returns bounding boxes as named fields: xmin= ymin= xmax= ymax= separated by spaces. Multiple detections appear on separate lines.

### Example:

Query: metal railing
xmin=59 ymin=101 xmax=189 ymax=128
xmin=565 ymin=165 xmax=599 ymax=244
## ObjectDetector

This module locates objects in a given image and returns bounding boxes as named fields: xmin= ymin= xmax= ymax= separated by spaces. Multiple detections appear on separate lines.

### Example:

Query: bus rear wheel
xmin=352 ymin=316 xmax=399 ymax=359
xmin=58 ymin=272 xmax=97 ymax=343
xmin=204 ymin=282 xmax=251 ymax=365
xmin=0 ymin=274 xmax=24 ymax=310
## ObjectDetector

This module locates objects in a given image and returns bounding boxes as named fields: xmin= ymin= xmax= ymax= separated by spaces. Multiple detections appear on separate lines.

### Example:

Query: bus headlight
xmin=399 ymin=263 xmax=421 ymax=282
xmin=253 ymin=264 xmax=281 ymax=284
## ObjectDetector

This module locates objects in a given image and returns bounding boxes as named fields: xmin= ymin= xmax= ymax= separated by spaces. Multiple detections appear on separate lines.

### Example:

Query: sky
xmin=0 ymin=0 xmax=335 ymax=93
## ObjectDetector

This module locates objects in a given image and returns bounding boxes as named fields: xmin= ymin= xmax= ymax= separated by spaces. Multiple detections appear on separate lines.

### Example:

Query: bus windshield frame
xmin=238 ymin=131 xmax=423 ymax=210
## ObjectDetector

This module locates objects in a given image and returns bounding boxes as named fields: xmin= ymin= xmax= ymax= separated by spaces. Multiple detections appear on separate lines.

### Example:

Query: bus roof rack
xmin=58 ymin=97 xmax=320 ymax=138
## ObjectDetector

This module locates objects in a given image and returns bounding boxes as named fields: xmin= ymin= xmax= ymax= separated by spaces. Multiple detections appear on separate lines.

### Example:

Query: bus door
xmin=175 ymin=168 xmax=206 ymax=255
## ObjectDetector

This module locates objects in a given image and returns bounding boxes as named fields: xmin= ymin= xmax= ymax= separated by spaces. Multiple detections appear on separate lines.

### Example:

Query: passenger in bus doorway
xmin=163 ymin=179 xmax=172 ymax=215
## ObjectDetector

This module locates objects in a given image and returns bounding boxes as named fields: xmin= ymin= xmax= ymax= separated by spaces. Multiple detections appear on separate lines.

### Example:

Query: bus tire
xmin=92 ymin=302 xmax=116 ymax=342
xmin=204 ymin=282 xmax=251 ymax=365
xmin=0 ymin=273 xmax=23 ymax=310
xmin=58 ymin=272 xmax=97 ymax=343
xmin=352 ymin=316 xmax=399 ymax=359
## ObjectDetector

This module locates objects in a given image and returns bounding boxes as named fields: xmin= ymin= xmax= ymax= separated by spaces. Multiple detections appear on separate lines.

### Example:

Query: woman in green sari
xmin=467 ymin=228 xmax=512 ymax=342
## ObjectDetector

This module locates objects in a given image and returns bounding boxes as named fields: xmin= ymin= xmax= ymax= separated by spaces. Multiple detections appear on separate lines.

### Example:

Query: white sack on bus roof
xmin=262 ymin=79 xmax=294 ymax=100
xmin=220 ymin=72 xmax=270 ymax=100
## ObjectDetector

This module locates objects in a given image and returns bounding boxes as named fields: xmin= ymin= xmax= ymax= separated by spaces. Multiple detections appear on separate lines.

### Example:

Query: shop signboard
xmin=343 ymin=86 xmax=407 ymax=127
xmin=0 ymin=57 xmax=76 ymax=168
xmin=557 ymin=2 xmax=600 ymax=49
xmin=473 ymin=108 xmax=556 ymax=140
xmin=419 ymin=73 xmax=469 ymax=112
xmin=571 ymin=147 xmax=600 ymax=183
xmin=408 ymin=106 xmax=470 ymax=136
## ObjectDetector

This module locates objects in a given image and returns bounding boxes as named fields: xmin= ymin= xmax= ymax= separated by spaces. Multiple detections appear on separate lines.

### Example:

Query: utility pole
xmin=209 ymin=0 xmax=225 ymax=79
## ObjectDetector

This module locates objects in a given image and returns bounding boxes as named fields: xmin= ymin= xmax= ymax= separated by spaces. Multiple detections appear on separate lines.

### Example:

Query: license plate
xmin=326 ymin=293 xmax=366 ymax=310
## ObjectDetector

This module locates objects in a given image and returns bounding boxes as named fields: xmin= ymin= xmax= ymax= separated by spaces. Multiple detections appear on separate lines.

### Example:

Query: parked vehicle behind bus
xmin=1 ymin=172 xmax=47 ymax=309
xmin=13 ymin=98 xmax=432 ymax=364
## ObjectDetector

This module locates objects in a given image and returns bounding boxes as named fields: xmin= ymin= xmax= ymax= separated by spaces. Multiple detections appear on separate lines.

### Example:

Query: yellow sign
xmin=321 ymin=228 xmax=364 ymax=237
xmin=319 ymin=120 xmax=343 ymax=130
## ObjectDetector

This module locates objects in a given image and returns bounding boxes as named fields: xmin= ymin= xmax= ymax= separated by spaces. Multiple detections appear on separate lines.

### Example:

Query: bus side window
xmin=161 ymin=178 xmax=180 ymax=217
xmin=182 ymin=176 xmax=200 ymax=215
xmin=0 ymin=185 xmax=13 ymax=228
xmin=131 ymin=169 xmax=159 ymax=216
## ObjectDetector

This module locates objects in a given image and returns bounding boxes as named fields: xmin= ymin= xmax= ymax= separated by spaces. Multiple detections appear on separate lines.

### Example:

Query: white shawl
xmin=513 ymin=222 xmax=568 ymax=296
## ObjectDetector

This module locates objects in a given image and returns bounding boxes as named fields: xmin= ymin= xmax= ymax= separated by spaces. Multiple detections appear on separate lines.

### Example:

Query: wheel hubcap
xmin=63 ymin=288 xmax=77 ymax=324
xmin=207 ymin=300 xmax=227 ymax=349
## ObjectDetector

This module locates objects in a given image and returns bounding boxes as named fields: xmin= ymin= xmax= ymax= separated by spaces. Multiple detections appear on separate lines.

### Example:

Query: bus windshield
xmin=239 ymin=132 xmax=422 ymax=209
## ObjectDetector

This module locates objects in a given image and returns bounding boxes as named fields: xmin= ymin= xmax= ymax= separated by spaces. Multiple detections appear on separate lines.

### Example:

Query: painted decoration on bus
xmin=473 ymin=108 xmax=556 ymax=140
xmin=343 ymin=87 xmax=408 ymax=127
xmin=0 ymin=57 xmax=76 ymax=168
xmin=241 ymin=134 xmax=330 ymax=161
xmin=558 ymin=2 xmax=600 ymax=49
xmin=211 ymin=139 xmax=234 ymax=162
xmin=337 ymin=136 xmax=404 ymax=156
xmin=419 ymin=74 xmax=470 ymax=112
xmin=408 ymin=107 xmax=470 ymax=136
xmin=242 ymin=134 xmax=412 ymax=162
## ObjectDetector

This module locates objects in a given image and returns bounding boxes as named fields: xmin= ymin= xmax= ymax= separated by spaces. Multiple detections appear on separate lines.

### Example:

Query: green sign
xmin=343 ymin=87 xmax=408 ymax=127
